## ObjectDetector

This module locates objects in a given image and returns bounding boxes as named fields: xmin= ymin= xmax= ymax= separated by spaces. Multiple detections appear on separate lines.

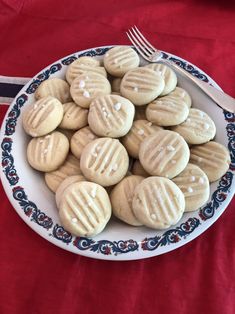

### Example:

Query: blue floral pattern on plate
xmin=1 ymin=46 xmax=234 ymax=257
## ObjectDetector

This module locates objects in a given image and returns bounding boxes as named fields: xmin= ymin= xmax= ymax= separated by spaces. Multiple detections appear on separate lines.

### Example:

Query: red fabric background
xmin=0 ymin=1 xmax=235 ymax=313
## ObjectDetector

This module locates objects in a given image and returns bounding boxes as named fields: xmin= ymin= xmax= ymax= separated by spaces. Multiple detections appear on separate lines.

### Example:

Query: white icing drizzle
xmin=112 ymin=164 xmax=118 ymax=171
xmin=199 ymin=177 xmax=204 ymax=184
xmin=71 ymin=217 xmax=78 ymax=223
xmin=166 ymin=145 xmax=175 ymax=152
xmin=114 ymin=102 xmax=122 ymax=111
xmin=190 ymin=176 xmax=195 ymax=182
xmin=134 ymin=86 xmax=138 ymax=92
xmin=83 ymin=90 xmax=90 ymax=98
xmin=204 ymin=123 xmax=210 ymax=130
xmin=187 ymin=187 xmax=193 ymax=193
xmin=91 ymin=187 xmax=97 ymax=198
xmin=137 ymin=129 xmax=145 ymax=136
xmin=151 ymin=213 xmax=157 ymax=220
xmin=79 ymin=80 xmax=85 ymax=89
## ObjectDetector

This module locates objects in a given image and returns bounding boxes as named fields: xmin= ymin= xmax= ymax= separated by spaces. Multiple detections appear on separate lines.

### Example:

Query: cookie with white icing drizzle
xmin=59 ymin=181 xmax=111 ymax=237
xmin=132 ymin=176 xmax=185 ymax=229
xmin=139 ymin=130 xmax=189 ymax=179
xmin=80 ymin=137 xmax=129 ymax=186
xmin=120 ymin=67 xmax=165 ymax=106
xmin=88 ymin=94 xmax=135 ymax=138
xmin=172 ymin=163 xmax=210 ymax=211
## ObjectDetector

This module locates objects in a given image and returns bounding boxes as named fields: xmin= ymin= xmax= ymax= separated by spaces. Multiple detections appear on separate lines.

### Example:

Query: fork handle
xmin=162 ymin=59 xmax=235 ymax=114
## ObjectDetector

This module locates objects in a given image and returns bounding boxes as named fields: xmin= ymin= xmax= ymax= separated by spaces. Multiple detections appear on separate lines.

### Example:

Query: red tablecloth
xmin=0 ymin=1 xmax=235 ymax=313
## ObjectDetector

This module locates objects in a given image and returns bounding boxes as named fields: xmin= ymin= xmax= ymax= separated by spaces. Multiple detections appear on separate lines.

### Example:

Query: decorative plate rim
xmin=0 ymin=45 xmax=234 ymax=261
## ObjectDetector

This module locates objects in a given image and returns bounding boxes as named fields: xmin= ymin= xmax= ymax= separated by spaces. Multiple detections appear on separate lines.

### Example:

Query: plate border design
xmin=1 ymin=46 xmax=234 ymax=257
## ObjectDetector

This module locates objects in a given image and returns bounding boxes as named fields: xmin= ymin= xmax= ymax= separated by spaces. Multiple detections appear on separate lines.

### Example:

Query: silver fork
xmin=127 ymin=26 xmax=235 ymax=113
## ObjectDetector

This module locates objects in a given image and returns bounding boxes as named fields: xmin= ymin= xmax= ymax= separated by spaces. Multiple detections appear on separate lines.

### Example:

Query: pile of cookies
xmin=22 ymin=46 xmax=231 ymax=237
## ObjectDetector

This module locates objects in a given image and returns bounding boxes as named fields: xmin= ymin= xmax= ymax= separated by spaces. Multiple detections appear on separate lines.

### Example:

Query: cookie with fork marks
xmin=80 ymin=137 xmax=129 ymax=186
xmin=139 ymin=130 xmax=189 ymax=179
xmin=59 ymin=181 xmax=111 ymax=237
xmin=88 ymin=94 xmax=135 ymax=138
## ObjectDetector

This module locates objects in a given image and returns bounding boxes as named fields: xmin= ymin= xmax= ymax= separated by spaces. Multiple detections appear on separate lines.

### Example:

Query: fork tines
xmin=126 ymin=26 xmax=157 ymax=59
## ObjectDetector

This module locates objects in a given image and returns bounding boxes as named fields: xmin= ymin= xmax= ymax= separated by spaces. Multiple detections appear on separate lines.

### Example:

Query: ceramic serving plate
xmin=0 ymin=45 xmax=234 ymax=260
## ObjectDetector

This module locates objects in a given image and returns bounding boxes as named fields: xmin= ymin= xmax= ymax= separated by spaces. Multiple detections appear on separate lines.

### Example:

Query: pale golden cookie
xmin=59 ymin=181 xmax=112 ymax=237
xmin=66 ymin=56 xmax=107 ymax=85
xmin=80 ymin=137 xmax=129 ymax=186
xmin=172 ymin=163 xmax=210 ymax=212
xmin=70 ymin=73 xmax=111 ymax=109
xmin=22 ymin=96 xmax=63 ymax=137
xmin=122 ymin=120 xmax=162 ymax=158
xmin=44 ymin=153 xmax=82 ymax=192
xmin=139 ymin=130 xmax=190 ymax=179
xmin=27 ymin=131 xmax=69 ymax=172
xmin=144 ymin=63 xmax=177 ymax=96
xmin=88 ymin=94 xmax=135 ymax=138
xmin=165 ymin=86 xmax=192 ymax=108
xmin=111 ymin=77 xmax=122 ymax=93
xmin=132 ymin=177 xmax=185 ymax=229
xmin=70 ymin=126 xmax=98 ymax=159
xmin=146 ymin=96 xmax=189 ymax=126
xmin=55 ymin=175 xmax=85 ymax=208
xmin=190 ymin=141 xmax=231 ymax=182
xmin=132 ymin=160 xmax=149 ymax=177
xmin=172 ymin=108 xmax=216 ymax=144
xmin=104 ymin=46 xmax=140 ymax=77
xmin=120 ymin=67 xmax=165 ymax=106
xmin=110 ymin=175 xmax=144 ymax=226
xmin=134 ymin=105 xmax=147 ymax=120
xmin=59 ymin=102 xmax=88 ymax=130
xmin=35 ymin=78 xmax=72 ymax=103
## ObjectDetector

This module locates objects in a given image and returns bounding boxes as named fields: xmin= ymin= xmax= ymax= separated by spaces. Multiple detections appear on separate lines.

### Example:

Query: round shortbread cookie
xmin=104 ymin=46 xmax=140 ymax=77
xmin=134 ymin=105 xmax=147 ymax=120
xmin=27 ymin=131 xmax=69 ymax=172
xmin=70 ymin=73 xmax=111 ymax=109
xmin=146 ymin=96 xmax=189 ymax=126
xmin=190 ymin=141 xmax=231 ymax=182
xmin=80 ymin=137 xmax=129 ymax=186
xmin=44 ymin=153 xmax=82 ymax=192
xmin=66 ymin=56 xmax=107 ymax=85
xmin=122 ymin=120 xmax=162 ymax=158
xmin=120 ymin=67 xmax=165 ymax=106
xmin=172 ymin=163 xmax=210 ymax=212
xmin=59 ymin=102 xmax=88 ymax=130
xmin=132 ymin=159 xmax=149 ymax=177
xmin=55 ymin=175 xmax=85 ymax=208
xmin=88 ymin=94 xmax=135 ymax=138
xmin=139 ymin=130 xmax=190 ymax=178
xmin=70 ymin=126 xmax=98 ymax=159
xmin=35 ymin=78 xmax=72 ymax=103
xmin=59 ymin=181 xmax=112 ymax=237
xmin=144 ymin=63 xmax=177 ymax=96
xmin=172 ymin=108 xmax=216 ymax=144
xmin=111 ymin=77 xmax=122 ymax=93
xmin=165 ymin=86 xmax=192 ymax=108
xmin=22 ymin=96 xmax=64 ymax=137
xmin=132 ymin=176 xmax=185 ymax=229
xmin=110 ymin=175 xmax=144 ymax=226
